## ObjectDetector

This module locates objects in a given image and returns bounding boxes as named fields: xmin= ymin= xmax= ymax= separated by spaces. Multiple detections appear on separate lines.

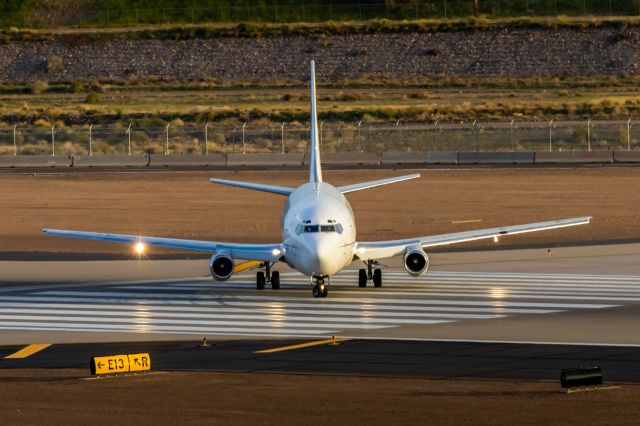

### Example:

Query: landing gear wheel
xmin=373 ymin=268 xmax=382 ymax=288
xmin=358 ymin=269 xmax=367 ymax=288
xmin=256 ymin=271 xmax=266 ymax=290
xmin=271 ymin=271 xmax=280 ymax=290
xmin=312 ymin=284 xmax=326 ymax=298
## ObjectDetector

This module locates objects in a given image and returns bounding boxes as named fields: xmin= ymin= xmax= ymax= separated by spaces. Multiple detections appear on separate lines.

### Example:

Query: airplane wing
xmin=338 ymin=173 xmax=420 ymax=194
xmin=353 ymin=216 xmax=592 ymax=261
xmin=42 ymin=229 xmax=283 ymax=263
xmin=211 ymin=178 xmax=294 ymax=196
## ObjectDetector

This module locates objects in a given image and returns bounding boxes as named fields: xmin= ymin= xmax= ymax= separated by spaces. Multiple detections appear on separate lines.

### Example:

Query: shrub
xmin=71 ymin=81 xmax=86 ymax=93
xmin=30 ymin=80 xmax=48 ymax=94
xmin=85 ymin=92 xmax=101 ymax=104
xmin=46 ymin=55 xmax=63 ymax=73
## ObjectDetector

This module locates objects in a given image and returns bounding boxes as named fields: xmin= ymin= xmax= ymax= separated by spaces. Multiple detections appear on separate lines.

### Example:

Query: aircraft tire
xmin=373 ymin=268 xmax=382 ymax=287
xmin=358 ymin=269 xmax=367 ymax=288
xmin=271 ymin=271 xmax=280 ymax=289
xmin=312 ymin=285 xmax=322 ymax=298
xmin=257 ymin=271 xmax=266 ymax=290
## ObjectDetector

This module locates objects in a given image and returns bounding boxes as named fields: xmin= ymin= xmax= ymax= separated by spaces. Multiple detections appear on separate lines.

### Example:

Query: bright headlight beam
xmin=272 ymin=248 xmax=281 ymax=256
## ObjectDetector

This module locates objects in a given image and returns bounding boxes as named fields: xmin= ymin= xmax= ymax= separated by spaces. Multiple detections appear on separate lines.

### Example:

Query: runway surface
xmin=1 ymin=243 xmax=639 ymax=380
xmin=1 ymin=251 xmax=640 ymax=345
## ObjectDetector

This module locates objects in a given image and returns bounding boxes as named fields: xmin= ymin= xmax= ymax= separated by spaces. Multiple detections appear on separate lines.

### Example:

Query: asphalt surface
xmin=3 ymin=339 xmax=640 ymax=382
xmin=1 ymin=243 xmax=639 ymax=380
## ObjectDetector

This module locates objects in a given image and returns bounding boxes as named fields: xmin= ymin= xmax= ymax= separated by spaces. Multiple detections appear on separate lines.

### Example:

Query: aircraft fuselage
xmin=282 ymin=182 xmax=356 ymax=277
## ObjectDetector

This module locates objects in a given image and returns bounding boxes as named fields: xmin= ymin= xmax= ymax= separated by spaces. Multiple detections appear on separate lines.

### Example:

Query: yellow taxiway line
xmin=4 ymin=343 xmax=52 ymax=359
xmin=255 ymin=337 xmax=350 ymax=354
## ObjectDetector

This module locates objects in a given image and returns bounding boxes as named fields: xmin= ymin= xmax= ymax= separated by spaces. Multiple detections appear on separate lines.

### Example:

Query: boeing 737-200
xmin=44 ymin=61 xmax=591 ymax=298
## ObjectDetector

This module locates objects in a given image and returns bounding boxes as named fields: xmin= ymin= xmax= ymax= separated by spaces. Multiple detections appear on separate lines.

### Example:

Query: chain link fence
xmin=2 ymin=1 xmax=640 ymax=28
xmin=0 ymin=120 xmax=638 ymax=156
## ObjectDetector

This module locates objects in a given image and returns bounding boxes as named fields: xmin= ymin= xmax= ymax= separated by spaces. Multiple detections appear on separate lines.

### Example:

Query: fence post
xmin=89 ymin=124 xmax=93 ymax=156
xmin=205 ymin=122 xmax=209 ymax=155
xmin=357 ymin=120 xmax=362 ymax=152
xmin=628 ymin=119 xmax=632 ymax=151
xmin=587 ymin=118 xmax=592 ymax=151
xmin=51 ymin=124 xmax=55 ymax=156
xmin=126 ymin=123 xmax=132 ymax=155
xmin=548 ymin=120 xmax=553 ymax=152
xmin=444 ymin=0 xmax=448 ymax=19
xmin=510 ymin=120 xmax=514 ymax=151
xmin=281 ymin=122 xmax=285 ymax=154
xmin=165 ymin=123 xmax=170 ymax=155
xmin=13 ymin=124 xmax=17 ymax=156
xmin=242 ymin=122 xmax=247 ymax=154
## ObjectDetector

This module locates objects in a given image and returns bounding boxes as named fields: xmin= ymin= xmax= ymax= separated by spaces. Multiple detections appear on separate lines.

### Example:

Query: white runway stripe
xmin=0 ymin=314 xmax=400 ymax=330
xmin=2 ymin=269 xmax=636 ymax=338
xmin=34 ymin=290 xmax=617 ymax=309
xmin=0 ymin=321 xmax=334 ymax=335
xmin=123 ymin=282 xmax=640 ymax=295
xmin=0 ymin=303 xmax=504 ymax=320
xmin=0 ymin=308 xmax=457 ymax=325
xmin=0 ymin=297 xmax=559 ymax=314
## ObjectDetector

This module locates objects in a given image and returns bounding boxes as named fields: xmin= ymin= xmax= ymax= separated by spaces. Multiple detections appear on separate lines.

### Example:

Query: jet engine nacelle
xmin=403 ymin=248 xmax=429 ymax=276
xmin=209 ymin=253 xmax=234 ymax=281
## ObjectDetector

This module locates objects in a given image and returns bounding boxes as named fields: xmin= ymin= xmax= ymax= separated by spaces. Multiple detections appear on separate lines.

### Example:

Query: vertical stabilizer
xmin=309 ymin=60 xmax=323 ymax=184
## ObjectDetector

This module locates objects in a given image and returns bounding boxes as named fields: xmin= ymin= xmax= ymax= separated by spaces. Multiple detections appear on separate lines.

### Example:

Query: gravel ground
xmin=1 ymin=27 xmax=639 ymax=82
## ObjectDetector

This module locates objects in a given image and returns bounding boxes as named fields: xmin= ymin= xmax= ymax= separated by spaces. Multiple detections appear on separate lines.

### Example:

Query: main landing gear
xmin=359 ymin=260 xmax=382 ymax=288
xmin=256 ymin=263 xmax=280 ymax=290
xmin=311 ymin=276 xmax=329 ymax=298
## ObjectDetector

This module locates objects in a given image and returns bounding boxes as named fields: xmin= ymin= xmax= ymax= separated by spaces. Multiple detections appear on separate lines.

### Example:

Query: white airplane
xmin=44 ymin=61 xmax=591 ymax=298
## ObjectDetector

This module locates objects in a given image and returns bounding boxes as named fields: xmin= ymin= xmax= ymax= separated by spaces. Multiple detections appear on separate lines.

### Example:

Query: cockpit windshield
xmin=296 ymin=223 xmax=343 ymax=234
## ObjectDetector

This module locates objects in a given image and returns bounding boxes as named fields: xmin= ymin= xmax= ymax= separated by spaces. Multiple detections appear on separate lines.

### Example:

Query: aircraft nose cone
xmin=313 ymin=238 xmax=339 ymax=275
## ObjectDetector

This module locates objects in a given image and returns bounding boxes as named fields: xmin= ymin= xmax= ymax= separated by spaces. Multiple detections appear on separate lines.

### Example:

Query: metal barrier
xmin=73 ymin=154 xmax=149 ymax=167
xmin=535 ymin=151 xmax=614 ymax=163
xmin=458 ymin=151 xmax=534 ymax=164
xmin=0 ymin=155 xmax=72 ymax=168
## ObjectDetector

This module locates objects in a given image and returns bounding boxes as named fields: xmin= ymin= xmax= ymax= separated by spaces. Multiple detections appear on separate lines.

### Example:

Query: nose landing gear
xmin=359 ymin=260 xmax=382 ymax=288
xmin=256 ymin=263 xmax=280 ymax=290
xmin=311 ymin=276 xmax=329 ymax=298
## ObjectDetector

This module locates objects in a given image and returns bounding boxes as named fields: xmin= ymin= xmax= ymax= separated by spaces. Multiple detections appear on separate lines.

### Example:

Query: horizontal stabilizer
xmin=338 ymin=173 xmax=421 ymax=194
xmin=211 ymin=178 xmax=294 ymax=196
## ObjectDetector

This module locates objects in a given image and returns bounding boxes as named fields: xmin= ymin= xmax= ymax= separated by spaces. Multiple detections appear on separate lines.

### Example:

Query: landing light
xmin=135 ymin=242 xmax=146 ymax=255
xmin=272 ymin=248 xmax=282 ymax=257
xmin=493 ymin=236 xmax=499 ymax=243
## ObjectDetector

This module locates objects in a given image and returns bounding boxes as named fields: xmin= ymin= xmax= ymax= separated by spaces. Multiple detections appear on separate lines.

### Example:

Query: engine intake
xmin=209 ymin=253 xmax=234 ymax=281
xmin=404 ymin=248 xmax=429 ymax=276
